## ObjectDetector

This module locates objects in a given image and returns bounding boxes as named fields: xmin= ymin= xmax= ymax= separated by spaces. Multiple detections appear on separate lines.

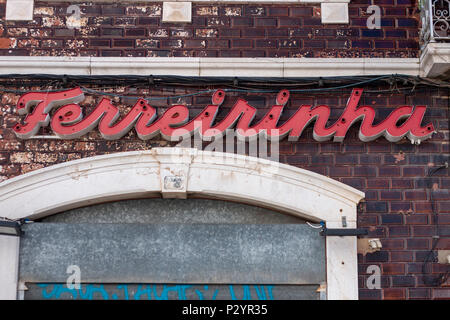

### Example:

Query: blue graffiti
xmin=37 ymin=284 xmax=275 ymax=300
xmin=39 ymin=284 xmax=109 ymax=300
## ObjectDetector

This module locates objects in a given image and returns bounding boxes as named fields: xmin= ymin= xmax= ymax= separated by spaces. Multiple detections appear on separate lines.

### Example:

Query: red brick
xmin=392 ymin=275 xmax=415 ymax=287
xmin=383 ymin=263 xmax=405 ymax=275
xmin=242 ymin=50 xmax=265 ymax=57
xmin=413 ymin=226 xmax=435 ymax=237
xmin=268 ymin=7 xmax=288 ymax=16
xmin=432 ymin=289 xmax=450 ymax=299
xmin=255 ymin=18 xmax=277 ymax=27
xmin=390 ymin=202 xmax=413 ymax=213
xmin=359 ymin=289 xmax=382 ymax=300
xmin=405 ymin=191 xmax=427 ymax=200
xmin=391 ymin=179 xmax=413 ymax=188
xmin=381 ymin=191 xmax=402 ymax=200
xmin=405 ymin=214 xmax=428 ymax=225
xmin=389 ymin=226 xmax=410 ymax=237
xmin=113 ymin=39 xmax=134 ymax=47
xmin=391 ymin=251 xmax=414 ymax=262
xmin=382 ymin=239 xmax=405 ymax=249
xmin=231 ymin=39 xmax=252 ymax=48
xmin=384 ymin=288 xmax=405 ymax=299
xmin=438 ymin=214 xmax=450 ymax=224
xmin=278 ymin=18 xmax=301 ymax=27
xmin=403 ymin=167 xmax=425 ymax=176
xmin=329 ymin=166 xmax=351 ymax=177
xmin=290 ymin=7 xmax=312 ymax=16
xmin=367 ymin=179 xmax=389 ymax=189
xmin=414 ymin=202 xmax=433 ymax=213
xmin=242 ymin=29 xmax=265 ymax=38
xmin=207 ymin=39 xmax=229 ymax=49
xmin=255 ymin=39 xmax=277 ymax=49
xmin=407 ymin=239 xmax=430 ymax=250
xmin=232 ymin=17 xmax=253 ymax=27
xmin=359 ymin=155 xmax=382 ymax=164
xmin=379 ymin=167 xmax=401 ymax=177
xmin=408 ymin=288 xmax=430 ymax=299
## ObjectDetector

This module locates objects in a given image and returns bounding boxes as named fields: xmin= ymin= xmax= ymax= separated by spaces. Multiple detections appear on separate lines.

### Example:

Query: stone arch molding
xmin=0 ymin=148 xmax=364 ymax=300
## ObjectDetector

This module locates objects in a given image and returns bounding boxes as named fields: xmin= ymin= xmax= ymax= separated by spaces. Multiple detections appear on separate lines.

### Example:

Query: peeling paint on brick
xmin=10 ymin=152 xmax=33 ymax=164
xmin=224 ymin=7 xmax=241 ymax=16
xmin=34 ymin=7 xmax=54 ymax=16
xmin=148 ymin=29 xmax=169 ymax=38
xmin=18 ymin=39 xmax=40 ymax=48
xmin=67 ymin=16 xmax=88 ymax=29
xmin=78 ymin=26 xmax=98 ymax=37
xmin=247 ymin=7 xmax=265 ymax=16
xmin=195 ymin=28 xmax=218 ymax=38
xmin=136 ymin=39 xmax=159 ymax=48
xmin=1 ymin=93 xmax=19 ymax=105
xmin=394 ymin=151 xmax=406 ymax=163
xmin=30 ymin=49 xmax=78 ymax=57
xmin=126 ymin=5 xmax=161 ymax=17
xmin=114 ymin=17 xmax=135 ymax=26
xmin=41 ymin=40 xmax=61 ymax=48
xmin=29 ymin=28 xmax=52 ymax=37
xmin=42 ymin=17 xmax=65 ymax=28
xmin=397 ymin=209 xmax=414 ymax=215
xmin=35 ymin=153 xmax=58 ymax=163
xmin=7 ymin=28 xmax=28 ymax=37
xmin=170 ymin=29 xmax=192 ymax=38
xmin=280 ymin=39 xmax=298 ymax=48
xmin=197 ymin=6 xmax=219 ymax=16
xmin=207 ymin=17 xmax=229 ymax=26
xmin=0 ymin=3 xmax=422 ymax=58
xmin=313 ymin=7 xmax=321 ymax=17
xmin=65 ymin=39 xmax=88 ymax=50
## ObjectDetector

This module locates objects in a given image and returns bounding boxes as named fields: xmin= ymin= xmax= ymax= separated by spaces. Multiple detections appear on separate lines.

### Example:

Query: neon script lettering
xmin=13 ymin=88 xmax=434 ymax=144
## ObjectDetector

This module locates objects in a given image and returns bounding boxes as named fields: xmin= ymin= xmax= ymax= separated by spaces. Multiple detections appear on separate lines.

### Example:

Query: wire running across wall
xmin=0 ymin=74 xmax=449 ymax=100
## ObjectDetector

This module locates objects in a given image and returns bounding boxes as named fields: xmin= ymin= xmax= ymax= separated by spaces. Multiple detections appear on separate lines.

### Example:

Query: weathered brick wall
xmin=0 ymin=1 xmax=419 ymax=58
xmin=0 ymin=83 xmax=449 ymax=299
xmin=0 ymin=0 xmax=448 ymax=300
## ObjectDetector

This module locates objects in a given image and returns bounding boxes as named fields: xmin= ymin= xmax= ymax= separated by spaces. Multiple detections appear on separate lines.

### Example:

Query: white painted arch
xmin=0 ymin=147 xmax=364 ymax=300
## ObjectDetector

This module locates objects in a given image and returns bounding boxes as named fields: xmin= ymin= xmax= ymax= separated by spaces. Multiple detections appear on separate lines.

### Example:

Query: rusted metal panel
xmin=19 ymin=223 xmax=325 ymax=284
xmin=41 ymin=198 xmax=305 ymax=224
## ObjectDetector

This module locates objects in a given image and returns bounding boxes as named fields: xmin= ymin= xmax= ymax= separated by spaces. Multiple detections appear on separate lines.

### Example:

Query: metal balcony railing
xmin=420 ymin=0 xmax=450 ymax=48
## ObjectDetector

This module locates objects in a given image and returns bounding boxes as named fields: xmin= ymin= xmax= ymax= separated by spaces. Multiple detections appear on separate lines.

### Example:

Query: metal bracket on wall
xmin=320 ymin=228 xmax=368 ymax=237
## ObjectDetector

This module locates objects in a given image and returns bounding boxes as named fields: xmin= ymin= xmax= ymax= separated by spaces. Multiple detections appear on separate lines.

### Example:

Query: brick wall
xmin=0 ymin=0 xmax=448 ymax=300
xmin=0 ymin=1 xmax=419 ymax=58
xmin=0 ymin=83 xmax=449 ymax=299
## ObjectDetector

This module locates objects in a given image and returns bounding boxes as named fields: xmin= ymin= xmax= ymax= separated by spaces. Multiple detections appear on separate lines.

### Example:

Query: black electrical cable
xmin=0 ymin=74 xmax=448 ymax=91
xmin=0 ymin=73 xmax=447 ymax=101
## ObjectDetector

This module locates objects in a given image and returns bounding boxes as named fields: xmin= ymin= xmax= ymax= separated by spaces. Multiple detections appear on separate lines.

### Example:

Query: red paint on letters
xmin=13 ymin=88 xmax=434 ymax=143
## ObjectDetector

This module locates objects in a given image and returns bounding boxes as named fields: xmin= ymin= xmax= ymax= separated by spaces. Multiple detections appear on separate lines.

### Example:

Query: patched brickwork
xmin=0 ymin=1 xmax=419 ymax=58
xmin=0 ymin=82 xmax=448 ymax=299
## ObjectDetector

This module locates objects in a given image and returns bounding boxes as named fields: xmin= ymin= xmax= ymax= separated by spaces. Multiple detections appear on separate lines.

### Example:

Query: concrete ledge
xmin=420 ymin=42 xmax=450 ymax=78
xmin=41 ymin=0 xmax=350 ymax=2
xmin=0 ymin=56 xmax=420 ymax=77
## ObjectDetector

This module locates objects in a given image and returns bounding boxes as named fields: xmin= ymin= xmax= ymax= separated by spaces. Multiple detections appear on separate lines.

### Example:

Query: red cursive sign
xmin=13 ymin=88 xmax=434 ymax=144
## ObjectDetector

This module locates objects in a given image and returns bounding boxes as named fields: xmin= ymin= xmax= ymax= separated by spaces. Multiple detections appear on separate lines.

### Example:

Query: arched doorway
xmin=0 ymin=148 xmax=364 ymax=299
